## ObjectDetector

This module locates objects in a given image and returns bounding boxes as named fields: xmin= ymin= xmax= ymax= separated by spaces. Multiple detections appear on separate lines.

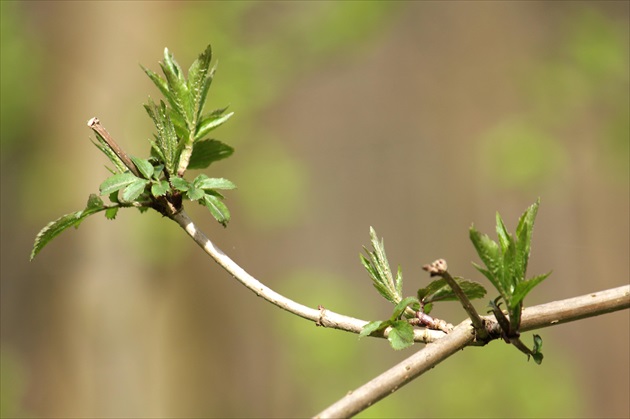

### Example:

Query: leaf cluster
xmin=31 ymin=45 xmax=236 ymax=260
xmin=142 ymin=45 xmax=234 ymax=176
xmin=359 ymin=227 xmax=486 ymax=350
xmin=470 ymin=198 xmax=550 ymax=363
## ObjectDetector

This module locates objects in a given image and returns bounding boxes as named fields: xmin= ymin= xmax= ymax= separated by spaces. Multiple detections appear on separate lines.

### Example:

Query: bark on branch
xmin=170 ymin=209 xmax=628 ymax=419
xmin=315 ymin=285 xmax=630 ymax=418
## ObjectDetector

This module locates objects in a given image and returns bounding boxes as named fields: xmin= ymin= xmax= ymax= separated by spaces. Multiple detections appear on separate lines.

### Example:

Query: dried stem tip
xmin=422 ymin=259 xmax=448 ymax=276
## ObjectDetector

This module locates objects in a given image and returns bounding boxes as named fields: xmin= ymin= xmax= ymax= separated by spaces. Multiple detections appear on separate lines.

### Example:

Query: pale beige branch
xmin=315 ymin=285 xmax=630 ymax=418
xmin=171 ymin=210 xmax=446 ymax=343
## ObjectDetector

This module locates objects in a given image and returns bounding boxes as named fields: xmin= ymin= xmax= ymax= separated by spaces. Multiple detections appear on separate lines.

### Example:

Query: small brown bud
xmin=422 ymin=259 xmax=448 ymax=276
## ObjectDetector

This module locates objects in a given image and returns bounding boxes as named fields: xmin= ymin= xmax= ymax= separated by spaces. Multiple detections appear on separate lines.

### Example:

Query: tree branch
xmin=170 ymin=207 xmax=629 ymax=419
xmin=314 ymin=285 xmax=630 ymax=418
xmin=170 ymin=210 xmax=447 ymax=344
xmin=422 ymin=259 xmax=487 ymax=339
xmin=87 ymin=117 xmax=142 ymax=178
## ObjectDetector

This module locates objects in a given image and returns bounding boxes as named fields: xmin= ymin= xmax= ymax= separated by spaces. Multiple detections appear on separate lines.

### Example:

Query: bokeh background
xmin=1 ymin=1 xmax=628 ymax=418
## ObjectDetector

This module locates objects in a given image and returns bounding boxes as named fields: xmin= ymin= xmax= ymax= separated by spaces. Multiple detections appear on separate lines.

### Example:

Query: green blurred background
xmin=1 ymin=1 xmax=628 ymax=418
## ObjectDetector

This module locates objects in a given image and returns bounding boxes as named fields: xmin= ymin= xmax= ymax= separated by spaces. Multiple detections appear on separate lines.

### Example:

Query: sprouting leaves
xmin=31 ymin=44 xmax=236 ymax=260
xmin=470 ymin=198 xmax=551 ymax=363
xmin=30 ymin=194 xmax=108 ymax=261
xmin=359 ymin=296 xmax=420 ymax=350
xmin=169 ymin=174 xmax=236 ymax=227
xmin=359 ymin=228 xmax=485 ymax=350
xmin=141 ymin=44 xmax=234 ymax=176
xmin=417 ymin=277 xmax=486 ymax=314
xmin=360 ymin=227 xmax=403 ymax=305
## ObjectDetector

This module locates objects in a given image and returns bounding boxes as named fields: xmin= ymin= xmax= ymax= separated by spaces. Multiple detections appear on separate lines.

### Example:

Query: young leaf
xmin=151 ymin=180 xmax=170 ymax=197
xmin=186 ymin=184 xmax=205 ymax=202
xmin=193 ymin=175 xmax=236 ymax=191
xmin=144 ymin=99 xmax=179 ymax=175
xmin=105 ymin=207 xmax=119 ymax=220
xmin=390 ymin=296 xmax=421 ymax=321
xmin=532 ymin=334 xmax=544 ymax=365
xmin=360 ymin=228 xmax=402 ymax=305
xmin=91 ymin=136 xmax=127 ymax=174
xmin=187 ymin=44 xmax=213 ymax=121
xmin=515 ymin=199 xmax=540 ymax=286
xmin=188 ymin=139 xmax=234 ymax=170
xmin=195 ymin=111 xmax=234 ymax=141
xmin=418 ymin=277 xmax=486 ymax=305
xmin=170 ymin=177 xmax=190 ymax=191
xmin=160 ymin=48 xmax=193 ymax=125
xmin=511 ymin=272 xmax=551 ymax=308
xmin=141 ymin=65 xmax=170 ymax=102
xmin=31 ymin=195 xmax=108 ymax=261
xmin=100 ymin=172 xmax=140 ymax=195
xmin=469 ymin=226 xmax=506 ymax=297
xmin=130 ymin=156 xmax=154 ymax=180
xmin=387 ymin=321 xmax=415 ymax=350
xmin=86 ymin=193 xmax=104 ymax=210
xmin=202 ymin=193 xmax=231 ymax=226
xmin=359 ymin=320 xmax=388 ymax=338
xmin=31 ymin=212 xmax=88 ymax=260
xmin=121 ymin=179 xmax=149 ymax=202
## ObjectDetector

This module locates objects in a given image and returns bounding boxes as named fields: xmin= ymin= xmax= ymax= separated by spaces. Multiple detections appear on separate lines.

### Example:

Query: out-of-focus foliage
xmin=479 ymin=9 xmax=629 ymax=190
xmin=0 ymin=2 xmax=44 ymax=151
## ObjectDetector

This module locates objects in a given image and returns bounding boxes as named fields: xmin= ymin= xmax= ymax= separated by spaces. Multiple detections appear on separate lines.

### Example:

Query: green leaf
xmin=188 ymin=139 xmax=234 ymax=170
xmin=532 ymin=334 xmax=544 ymax=365
xmin=105 ymin=207 xmax=119 ymax=220
xmin=391 ymin=296 xmax=421 ymax=321
xmin=86 ymin=193 xmax=104 ymax=210
xmin=170 ymin=177 xmax=190 ymax=191
xmin=395 ymin=266 xmax=403 ymax=298
xmin=387 ymin=321 xmax=414 ymax=350
xmin=360 ymin=227 xmax=402 ymax=305
xmin=130 ymin=156 xmax=154 ymax=180
xmin=495 ymin=212 xmax=512 ymax=253
xmin=195 ymin=111 xmax=234 ymax=140
xmin=515 ymin=198 xmax=540 ymax=285
xmin=141 ymin=65 xmax=170 ymax=103
xmin=121 ymin=179 xmax=149 ymax=202
xmin=99 ymin=172 xmax=139 ymax=195
xmin=31 ymin=212 xmax=87 ymax=260
xmin=160 ymin=48 xmax=193 ymax=125
xmin=193 ymin=174 xmax=236 ymax=191
xmin=108 ymin=191 xmax=120 ymax=204
xmin=418 ymin=277 xmax=486 ymax=304
xmin=512 ymin=272 xmax=551 ymax=308
xmin=31 ymin=195 xmax=109 ymax=260
xmin=470 ymin=226 xmax=506 ymax=297
xmin=151 ymin=180 xmax=170 ymax=197
xmin=152 ymin=163 xmax=164 ymax=180
xmin=202 ymin=194 xmax=230 ymax=226
xmin=359 ymin=320 xmax=388 ymax=338
xmin=187 ymin=44 xmax=213 ymax=121
xmin=186 ymin=184 xmax=205 ymax=201
xmin=144 ymin=99 xmax=179 ymax=175
xmin=91 ymin=136 xmax=127 ymax=174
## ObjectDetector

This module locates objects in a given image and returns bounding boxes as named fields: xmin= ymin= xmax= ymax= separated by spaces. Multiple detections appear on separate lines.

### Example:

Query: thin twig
xmin=87 ymin=117 xmax=142 ymax=178
xmin=422 ymin=259 xmax=487 ymax=339
xmin=170 ymin=210 xmax=447 ymax=344
xmin=314 ymin=285 xmax=630 ymax=419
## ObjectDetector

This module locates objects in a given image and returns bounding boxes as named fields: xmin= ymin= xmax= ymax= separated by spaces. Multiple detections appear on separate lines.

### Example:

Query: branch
xmin=87 ymin=117 xmax=142 ymax=178
xmin=422 ymin=259 xmax=487 ymax=339
xmin=170 ymin=210 xmax=447 ymax=344
xmin=314 ymin=285 xmax=630 ymax=418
